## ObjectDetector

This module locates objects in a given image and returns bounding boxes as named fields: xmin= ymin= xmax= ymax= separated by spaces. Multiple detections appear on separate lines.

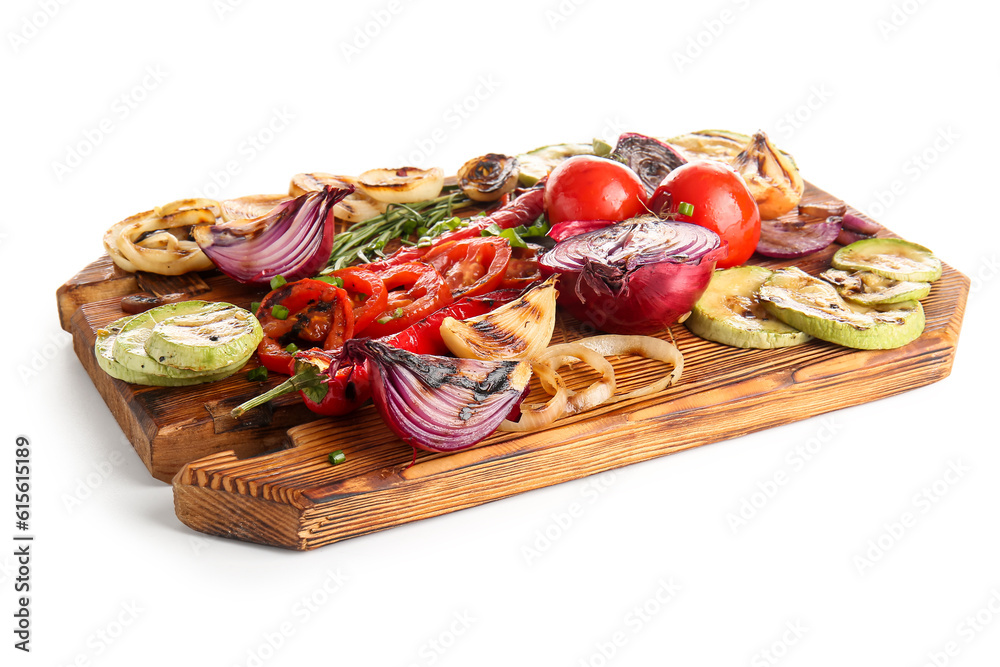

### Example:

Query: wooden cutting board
xmin=58 ymin=183 xmax=969 ymax=549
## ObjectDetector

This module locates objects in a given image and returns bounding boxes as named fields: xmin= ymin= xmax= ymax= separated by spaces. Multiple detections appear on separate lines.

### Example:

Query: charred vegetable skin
xmin=539 ymin=216 xmax=724 ymax=334
xmin=255 ymin=279 xmax=356 ymax=374
xmin=610 ymin=132 xmax=687 ymax=196
xmin=342 ymin=339 xmax=530 ymax=453
xmin=232 ymin=290 xmax=522 ymax=418
xmin=363 ymin=185 xmax=546 ymax=272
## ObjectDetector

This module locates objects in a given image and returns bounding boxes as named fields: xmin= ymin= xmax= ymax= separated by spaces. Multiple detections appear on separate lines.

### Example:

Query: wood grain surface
xmin=57 ymin=184 xmax=969 ymax=546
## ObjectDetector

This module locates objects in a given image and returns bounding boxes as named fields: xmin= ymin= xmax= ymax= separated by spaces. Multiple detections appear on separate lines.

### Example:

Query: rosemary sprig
xmin=326 ymin=188 xmax=477 ymax=270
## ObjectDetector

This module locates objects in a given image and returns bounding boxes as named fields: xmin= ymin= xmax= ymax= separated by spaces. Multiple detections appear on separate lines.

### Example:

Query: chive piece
xmin=270 ymin=275 xmax=287 ymax=290
xmin=678 ymin=202 xmax=695 ymax=217
xmin=314 ymin=275 xmax=344 ymax=288
xmin=271 ymin=304 xmax=290 ymax=320
xmin=250 ymin=301 xmax=261 ymax=314
xmin=394 ymin=306 xmax=404 ymax=318
xmin=247 ymin=366 xmax=268 ymax=382
xmin=328 ymin=450 xmax=346 ymax=466
xmin=285 ymin=343 xmax=299 ymax=354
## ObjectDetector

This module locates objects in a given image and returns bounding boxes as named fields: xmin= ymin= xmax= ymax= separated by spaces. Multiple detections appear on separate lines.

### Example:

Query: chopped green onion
xmin=314 ymin=275 xmax=344 ymax=288
xmin=250 ymin=301 xmax=261 ymax=314
xmin=247 ymin=366 xmax=268 ymax=382
xmin=269 ymin=275 xmax=287 ymax=290
xmin=328 ymin=450 xmax=346 ymax=466
xmin=375 ymin=306 xmax=405 ymax=325
xmin=678 ymin=202 xmax=695 ymax=217
xmin=284 ymin=343 xmax=299 ymax=354
xmin=271 ymin=304 xmax=290 ymax=320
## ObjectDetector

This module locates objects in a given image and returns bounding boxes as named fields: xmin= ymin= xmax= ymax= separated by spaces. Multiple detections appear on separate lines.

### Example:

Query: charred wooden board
xmin=57 ymin=184 xmax=968 ymax=543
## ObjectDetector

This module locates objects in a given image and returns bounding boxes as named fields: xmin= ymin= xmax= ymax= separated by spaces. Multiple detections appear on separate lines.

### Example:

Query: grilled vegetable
xmin=145 ymin=302 xmax=263 ymax=372
xmin=457 ymin=154 xmax=519 ymax=202
xmin=756 ymin=215 xmax=842 ymax=259
xmin=819 ymin=269 xmax=931 ymax=306
xmin=112 ymin=301 xmax=259 ymax=376
xmin=731 ymin=131 xmax=804 ymax=219
xmin=758 ymin=267 xmax=925 ymax=350
xmin=357 ymin=167 xmax=444 ymax=204
xmin=440 ymin=276 xmax=558 ymax=361
xmin=539 ymin=215 xmax=724 ymax=334
xmin=96 ymin=316 xmax=242 ymax=386
xmin=836 ymin=212 xmax=881 ymax=246
xmin=610 ymin=132 xmax=687 ymax=196
xmin=685 ymin=266 xmax=811 ymax=349
xmin=103 ymin=199 xmax=219 ymax=275
xmin=665 ymin=129 xmax=755 ymax=162
xmin=343 ymin=339 xmax=531 ymax=453
xmin=194 ymin=186 xmax=349 ymax=285
xmin=221 ymin=194 xmax=292 ymax=222
xmin=289 ymin=172 xmax=388 ymax=223
xmin=831 ymin=238 xmax=942 ymax=283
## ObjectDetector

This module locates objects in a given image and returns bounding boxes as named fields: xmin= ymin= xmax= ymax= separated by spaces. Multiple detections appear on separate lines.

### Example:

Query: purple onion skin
xmin=196 ymin=186 xmax=350 ymax=285
xmin=345 ymin=340 xmax=526 ymax=454
xmin=756 ymin=216 xmax=842 ymax=259
xmin=545 ymin=252 xmax=723 ymax=334
xmin=539 ymin=219 xmax=725 ymax=335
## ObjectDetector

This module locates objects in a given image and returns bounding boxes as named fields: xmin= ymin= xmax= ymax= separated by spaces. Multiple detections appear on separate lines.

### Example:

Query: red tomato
xmin=649 ymin=161 xmax=760 ymax=268
xmin=255 ymin=279 xmax=355 ymax=374
xmin=544 ymin=156 xmax=648 ymax=224
xmin=422 ymin=237 xmax=512 ymax=298
xmin=362 ymin=262 xmax=453 ymax=338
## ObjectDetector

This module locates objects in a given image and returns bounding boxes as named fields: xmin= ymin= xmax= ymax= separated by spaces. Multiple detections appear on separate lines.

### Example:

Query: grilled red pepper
xmin=231 ymin=288 xmax=522 ymax=418
xmin=363 ymin=185 xmax=545 ymax=272
xmin=255 ymin=278 xmax=355 ymax=374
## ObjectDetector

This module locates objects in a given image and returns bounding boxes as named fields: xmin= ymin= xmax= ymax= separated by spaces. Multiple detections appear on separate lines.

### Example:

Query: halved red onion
xmin=193 ymin=186 xmax=351 ymax=284
xmin=756 ymin=215 xmax=842 ymax=259
xmin=539 ymin=215 xmax=724 ymax=335
xmin=611 ymin=133 xmax=688 ymax=196
xmin=342 ymin=339 xmax=531 ymax=453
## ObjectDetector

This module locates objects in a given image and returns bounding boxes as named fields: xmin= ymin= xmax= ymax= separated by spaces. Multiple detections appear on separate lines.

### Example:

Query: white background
xmin=3 ymin=0 xmax=999 ymax=665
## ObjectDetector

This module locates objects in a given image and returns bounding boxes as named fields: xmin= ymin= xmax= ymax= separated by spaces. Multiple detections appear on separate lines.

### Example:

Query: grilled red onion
xmin=342 ymin=339 xmax=531 ymax=453
xmin=756 ymin=215 xmax=842 ymax=259
xmin=193 ymin=186 xmax=351 ymax=285
xmin=836 ymin=212 xmax=882 ymax=245
xmin=611 ymin=133 xmax=688 ymax=196
xmin=539 ymin=215 xmax=724 ymax=334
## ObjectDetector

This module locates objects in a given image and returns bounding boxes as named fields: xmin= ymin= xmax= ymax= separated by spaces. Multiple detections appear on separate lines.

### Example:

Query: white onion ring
xmin=536 ymin=342 xmax=617 ymax=416
xmin=566 ymin=335 xmax=683 ymax=404
xmin=499 ymin=361 xmax=569 ymax=432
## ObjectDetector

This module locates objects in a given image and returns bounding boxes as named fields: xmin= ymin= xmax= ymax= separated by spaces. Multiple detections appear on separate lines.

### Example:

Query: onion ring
xmin=499 ymin=361 xmax=569 ymax=432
